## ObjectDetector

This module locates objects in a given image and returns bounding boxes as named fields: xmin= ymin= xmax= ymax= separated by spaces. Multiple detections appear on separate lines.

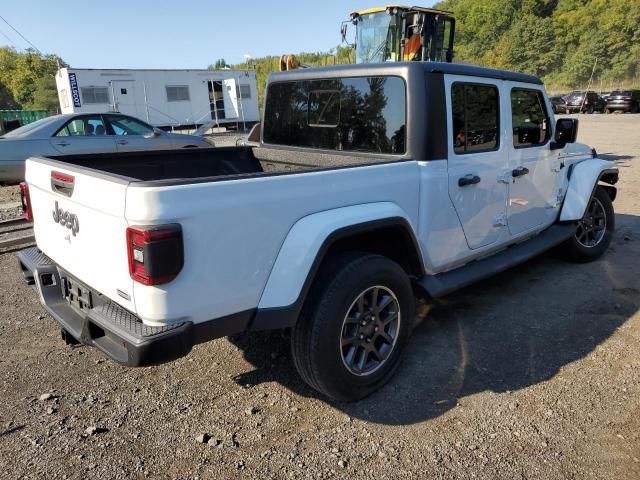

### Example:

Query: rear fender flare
xmin=559 ymin=159 xmax=618 ymax=222
xmin=253 ymin=202 xmax=419 ymax=329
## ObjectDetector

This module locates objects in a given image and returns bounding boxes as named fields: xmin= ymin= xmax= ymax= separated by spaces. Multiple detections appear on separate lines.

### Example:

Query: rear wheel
xmin=291 ymin=253 xmax=414 ymax=401
xmin=562 ymin=187 xmax=614 ymax=263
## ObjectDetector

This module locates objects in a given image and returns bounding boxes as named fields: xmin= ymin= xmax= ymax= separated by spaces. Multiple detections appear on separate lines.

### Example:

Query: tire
xmin=291 ymin=253 xmax=414 ymax=401
xmin=562 ymin=186 xmax=614 ymax=263
xmin=632 ymin=103 xmax=639 ymax=114
xmin=585 ymin=105 xmax=594 ymax=114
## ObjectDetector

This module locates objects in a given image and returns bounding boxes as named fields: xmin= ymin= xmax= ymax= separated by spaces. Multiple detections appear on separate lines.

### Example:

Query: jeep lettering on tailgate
xmin=52 ymin=201 xmax=80 ymax=236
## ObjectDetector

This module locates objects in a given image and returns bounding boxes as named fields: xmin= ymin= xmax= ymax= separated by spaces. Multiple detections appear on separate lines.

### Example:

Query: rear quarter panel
xmin=125 ymin=161 xmax=421 ymax=324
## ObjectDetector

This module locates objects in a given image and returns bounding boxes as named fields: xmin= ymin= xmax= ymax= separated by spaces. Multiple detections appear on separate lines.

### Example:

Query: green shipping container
xmin=0 ymin=109 xmax=48 ymax=134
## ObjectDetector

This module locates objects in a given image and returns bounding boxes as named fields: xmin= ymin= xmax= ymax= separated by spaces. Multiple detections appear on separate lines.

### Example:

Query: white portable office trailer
xmin=55 ymin=67 xmax=259 ymax=130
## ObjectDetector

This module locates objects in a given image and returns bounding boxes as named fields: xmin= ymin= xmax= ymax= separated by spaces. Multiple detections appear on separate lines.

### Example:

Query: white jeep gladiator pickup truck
xmin=17 ymin=62 xmax=619 ymax=401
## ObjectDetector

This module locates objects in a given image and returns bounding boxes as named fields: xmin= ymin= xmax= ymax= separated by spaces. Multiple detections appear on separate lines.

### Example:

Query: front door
xmin=104 ymin=114 xmax=172 ymax=151
xmin=506 ymin=84 xmax=562 ymax=236
xmin=446 ymin=76 xmax=509 ymax=249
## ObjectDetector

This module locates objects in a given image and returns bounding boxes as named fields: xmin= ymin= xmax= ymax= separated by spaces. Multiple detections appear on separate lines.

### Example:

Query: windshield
xmin=1 ymin=116 xmax=58 ymax=138
xmin=355 ymin=12 xmax=401 ymax=64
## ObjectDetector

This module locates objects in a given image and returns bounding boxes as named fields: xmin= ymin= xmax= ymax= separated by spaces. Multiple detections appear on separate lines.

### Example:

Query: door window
xmin=451 ymin=83 xmax=499 ymax=154
xmin=511 ymin=88 xmax=549 ymax=148
xmin=105 ymin=115 xmax=154 ymax=136
xmin=55 ymin=116 xmax=107 ymax=136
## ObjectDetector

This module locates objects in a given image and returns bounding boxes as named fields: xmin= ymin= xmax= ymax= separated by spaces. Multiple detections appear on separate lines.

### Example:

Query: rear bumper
xmin=16 ymin=247 xmax=252 ymax=366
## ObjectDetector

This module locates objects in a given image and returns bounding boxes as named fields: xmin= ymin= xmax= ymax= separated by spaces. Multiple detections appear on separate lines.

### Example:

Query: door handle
xmin=56 ymin=141 xmax=70 ymax=147
xmin=512 ymin=167 xmax=530 ymax=178
xmin=458 ymin=174 xmax=481 ymax=187
xmin=117 ymin=140 xmax=128 ymax=145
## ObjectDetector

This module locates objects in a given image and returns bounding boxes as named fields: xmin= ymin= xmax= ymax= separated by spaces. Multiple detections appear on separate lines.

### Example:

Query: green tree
xmin=209 ymin=58 xmax=228 ymax=70
xmin=0 ymin=81 xmax=18 ymax=109
xmin=28 ymin=77 xmax=60 ymax=113
xmin=0 ymin=47 xmax=65 ymax=112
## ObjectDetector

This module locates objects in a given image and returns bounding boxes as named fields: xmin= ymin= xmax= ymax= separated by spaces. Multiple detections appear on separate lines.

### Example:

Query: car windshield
xmin=355 ymin=12 xmax=401 ymax=63
xmin=1 ymin=116 xmax=58 ymax=138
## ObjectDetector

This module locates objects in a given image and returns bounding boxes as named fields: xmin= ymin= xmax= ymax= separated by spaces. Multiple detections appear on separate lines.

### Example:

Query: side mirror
xmin=340 ymin=23 xmax=348 ymax=44
xmin=551 ymin=118 xmax=578 ymax=149
xmin=152 ymin=128 xmax=162 ymax=137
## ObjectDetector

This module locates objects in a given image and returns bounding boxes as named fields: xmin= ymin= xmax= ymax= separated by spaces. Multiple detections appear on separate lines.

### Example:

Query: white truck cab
xmin=17 ymin=62 xmax=618 ymax=401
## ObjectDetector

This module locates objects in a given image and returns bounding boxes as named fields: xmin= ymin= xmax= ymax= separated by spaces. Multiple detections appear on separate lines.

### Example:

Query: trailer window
xmin=81 ymin=87 xmax=109 ymax=104
xmin=166 ymin=85 xmax=190 ymax=102
xmin=236 ymin=84 xmax=251 ymax=99
xmin=60 ymin=90 xmax=69 ymax=109
xmin=263 ymin=76 xmax=406 ymax=154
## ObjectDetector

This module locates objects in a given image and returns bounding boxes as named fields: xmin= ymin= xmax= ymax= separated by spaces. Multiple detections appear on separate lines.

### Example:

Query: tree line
xmin=0 ymin=47 xmax=64 ymax=112
xmin=435 ymin=0 xmax=639 ymax=90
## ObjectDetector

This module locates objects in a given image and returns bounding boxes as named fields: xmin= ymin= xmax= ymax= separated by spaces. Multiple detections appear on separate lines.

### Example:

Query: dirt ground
xmin=0 ymin=115 xmax=639 ymax=480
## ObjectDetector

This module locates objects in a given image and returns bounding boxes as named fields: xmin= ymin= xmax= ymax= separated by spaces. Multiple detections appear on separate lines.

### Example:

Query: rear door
xmin=50 ymin=115 xmax=117 ymax=155
xmin=104 ymin=114 xmax=173 ymax=151
xmin=446 ymin=76 xmax=509 ymax=249
xmin=505 ymin=84 xmax=562 ymax=236
xmin=25 ymin=158 xmax=136 ymax=313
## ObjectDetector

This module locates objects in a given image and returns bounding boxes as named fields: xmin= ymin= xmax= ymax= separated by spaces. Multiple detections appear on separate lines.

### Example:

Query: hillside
xmin=434 ymin=0 xmax=640 ymax=90
xmin=226 ymin=0 xmax=639 ymax=103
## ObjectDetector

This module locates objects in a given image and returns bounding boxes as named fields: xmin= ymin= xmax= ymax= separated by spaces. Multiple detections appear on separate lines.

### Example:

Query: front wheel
xmin=291 ymin=253 xmax=414 ymax=401
xmin=562 ymin=186 xmax=614 ymax=263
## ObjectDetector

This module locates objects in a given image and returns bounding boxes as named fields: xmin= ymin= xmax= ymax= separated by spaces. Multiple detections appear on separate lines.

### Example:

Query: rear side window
xmin=263 ymin=76 xmax=406 ymax=154
xmin=451 ymin=83 xmax=499 ymax=154
xmin=511 ymin=88 xmax=549 ymax=148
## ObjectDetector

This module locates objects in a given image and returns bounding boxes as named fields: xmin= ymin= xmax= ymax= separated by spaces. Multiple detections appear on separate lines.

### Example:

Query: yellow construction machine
xmin=280 ymin=5 xmax=455 ymax=71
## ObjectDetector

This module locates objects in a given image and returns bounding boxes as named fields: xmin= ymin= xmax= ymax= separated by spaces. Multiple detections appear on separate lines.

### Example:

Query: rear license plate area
xmin=61 ymin=275 xmax=93 ymax=312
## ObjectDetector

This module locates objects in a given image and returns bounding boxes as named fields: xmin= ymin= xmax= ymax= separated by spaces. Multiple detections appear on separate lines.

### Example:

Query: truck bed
xmin=49 ymin=147 xmax=264 ymax=182
xmin=48 ymin=146 xmax=393 ymax=184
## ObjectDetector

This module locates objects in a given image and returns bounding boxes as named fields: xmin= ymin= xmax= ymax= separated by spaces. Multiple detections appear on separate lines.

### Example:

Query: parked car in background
xmin=549 ymin=95 xmax=567 ymax=114
xmin=605 ymin=90 xmax=640 ymax=113
xmin=0 ymin=113 xmax=213 ymax=184
xmin=563 ymin=91 xmax=606 ymax=114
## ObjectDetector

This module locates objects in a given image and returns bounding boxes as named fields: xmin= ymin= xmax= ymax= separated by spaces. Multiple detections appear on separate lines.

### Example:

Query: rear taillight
xmin=19 ymin=182 xmax=33 ymax=222
xmin=126 ymin=224 xmax=183 ymax=286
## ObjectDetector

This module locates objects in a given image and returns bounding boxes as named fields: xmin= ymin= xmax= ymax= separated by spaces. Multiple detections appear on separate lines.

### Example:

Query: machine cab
xmin=346 ymin=5 xmax=455 ymax=64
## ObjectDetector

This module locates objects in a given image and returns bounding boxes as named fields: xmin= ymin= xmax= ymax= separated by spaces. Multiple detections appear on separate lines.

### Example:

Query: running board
xmin=418 ymin=224 xmax=575 ymax=298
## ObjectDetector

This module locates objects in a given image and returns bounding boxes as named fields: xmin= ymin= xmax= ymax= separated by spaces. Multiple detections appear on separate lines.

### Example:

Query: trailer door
xmin=110 ymin=81 xmax=143 ymax=119
xmin=222 ymin=78 xmax=239 ymax=119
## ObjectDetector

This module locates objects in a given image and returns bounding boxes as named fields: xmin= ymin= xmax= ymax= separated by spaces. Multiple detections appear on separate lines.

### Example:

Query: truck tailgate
xmin=25 ymin=158 xmax=135 ymax=313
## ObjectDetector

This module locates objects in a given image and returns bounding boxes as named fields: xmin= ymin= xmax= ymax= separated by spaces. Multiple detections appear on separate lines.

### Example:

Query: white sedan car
xmin=0 ymin=113 xmax=213 ymax=183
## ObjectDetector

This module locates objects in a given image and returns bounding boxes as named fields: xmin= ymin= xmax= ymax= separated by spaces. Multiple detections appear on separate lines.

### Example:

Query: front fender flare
xmin=560 ymin=159 xmax=618 ymax=222
xmin=252 ymin=202 xmax=417 ymax=330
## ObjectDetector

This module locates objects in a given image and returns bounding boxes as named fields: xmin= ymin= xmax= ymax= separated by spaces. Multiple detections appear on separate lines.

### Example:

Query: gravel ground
xmin=0 ymin=185 xmax=22 ymax=221
xmin=1 ymin=115 xmax=639 ymax=479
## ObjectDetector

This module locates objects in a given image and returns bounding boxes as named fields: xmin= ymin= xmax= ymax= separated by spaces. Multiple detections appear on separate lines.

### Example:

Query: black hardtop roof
xmin=268 ymin=61 xmax=543 ymax=85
